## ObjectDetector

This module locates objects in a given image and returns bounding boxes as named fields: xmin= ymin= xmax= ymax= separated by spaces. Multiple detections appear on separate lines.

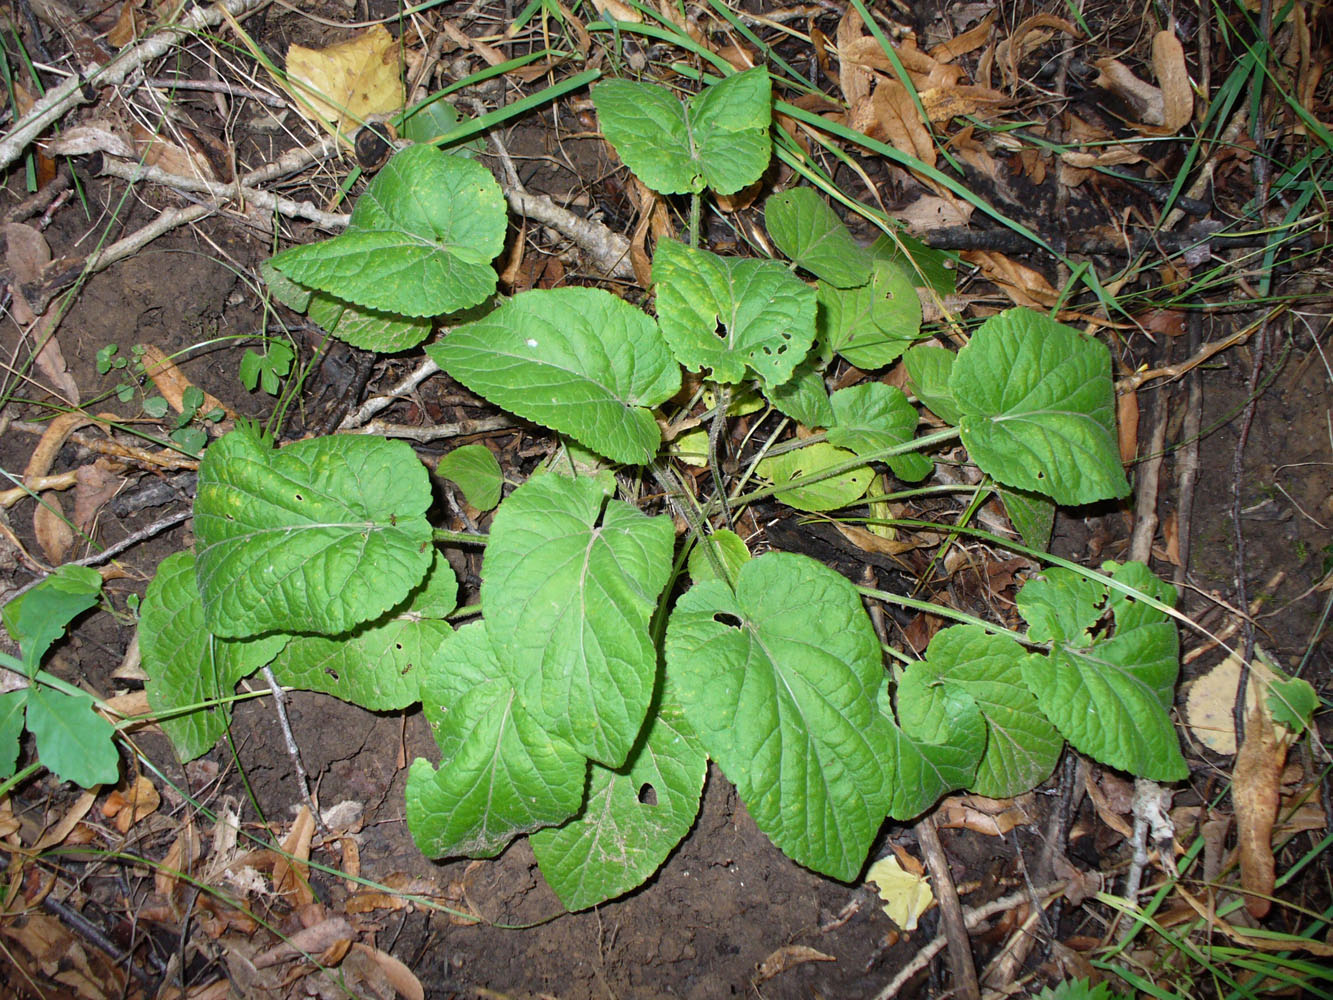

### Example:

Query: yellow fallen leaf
xmin=866 ymin=854 xmax=934 ymax=930
xmin=1184 ymin=648 xmax=1282 ymax=755
xmin=286 ymin=25 xmax=404 ymax=136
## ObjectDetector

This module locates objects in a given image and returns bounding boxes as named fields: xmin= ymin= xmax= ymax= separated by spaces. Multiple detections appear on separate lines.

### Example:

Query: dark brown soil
xmin=1 ymin=1 xmax=1331 ymax=997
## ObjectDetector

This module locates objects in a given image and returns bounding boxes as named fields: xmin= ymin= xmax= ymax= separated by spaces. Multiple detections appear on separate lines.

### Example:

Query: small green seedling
xmin=239 ymin=339 xmax=295 ymax=396
xmin=1 ymin=565 xmax=118 ymax=788
xmin=135 ymin=67 xmax=1186 ymax=912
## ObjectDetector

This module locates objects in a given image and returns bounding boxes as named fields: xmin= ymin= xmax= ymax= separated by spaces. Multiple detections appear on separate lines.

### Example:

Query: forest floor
xmin=1 ymin=0 xmax=1331 ymax=998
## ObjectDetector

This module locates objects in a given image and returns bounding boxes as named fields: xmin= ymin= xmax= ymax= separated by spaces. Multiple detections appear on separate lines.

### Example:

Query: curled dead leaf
xmin=1235 ymin=703 xmax=1284 ymax=919
xmin=754 ymin=944 xmax=836 ymax=983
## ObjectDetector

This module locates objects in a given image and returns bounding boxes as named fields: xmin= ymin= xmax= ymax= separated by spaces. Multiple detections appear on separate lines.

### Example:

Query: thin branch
xmin=0 ymin=0 xmax=270 ymax=172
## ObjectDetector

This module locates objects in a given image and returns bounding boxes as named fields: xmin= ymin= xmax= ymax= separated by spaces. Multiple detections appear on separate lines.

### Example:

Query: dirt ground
xmin=2 ymin=0 xmax=1331 ymax=998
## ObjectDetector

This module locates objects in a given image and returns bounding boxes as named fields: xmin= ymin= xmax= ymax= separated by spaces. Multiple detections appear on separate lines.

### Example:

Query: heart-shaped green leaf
xmin=828 ymin=383 xmax=931 ymax=482
xmin=428 ymin=288 xmax=681 ymax=466
xmin=1018 ymin=562 xmax=1187 ymax=781
xmin=531 ymin=692 xmax=707 ymax=910
xmin=593 ymin=67 xmax=771 ymax=196
xmin=194 ymin=427 xmax=434 ymax=638
xmin=666 ymin=552 xmax=890 ymax=880
xmin=951 ymin=309 xmax=1130 ymax=505
xmin=905 ymin=626 xmax=1061 ymax=798
xmin=817 ymin=261 xmax=924 ymax=370
xmin=141 ymin=552 xmax=288 ymax=760
xmin=270 ymin=143 xmax=506 ymax=317
xmin=764 ymin=188 xmax=873 ymax=287
xmin=268 ymin=552 xmax=456 ymax=710
xmin=482 ymin=473 xmax=675 ymax=767
xmin=407 ymin=621 xmax=587 ymax=858
xmin=883 ymin=671 xmax=985 ymax=820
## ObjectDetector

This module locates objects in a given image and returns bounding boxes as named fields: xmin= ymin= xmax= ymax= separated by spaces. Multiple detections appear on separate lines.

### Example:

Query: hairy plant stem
xmin=707 ymin=383 xmax=734 ymax=528
xmin=651 ymin=462 xmax=729 ymax=584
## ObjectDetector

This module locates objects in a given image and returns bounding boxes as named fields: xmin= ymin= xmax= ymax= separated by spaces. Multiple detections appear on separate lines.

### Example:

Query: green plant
xmin=1 ymin=565 xmax=118 ymax=789
xmin=135 ymin=71 xmax=1189 ymax=911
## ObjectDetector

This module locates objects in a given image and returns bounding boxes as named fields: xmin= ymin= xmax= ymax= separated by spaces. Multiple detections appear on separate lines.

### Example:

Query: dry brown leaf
xmin=936 ymin=794 xmax=1030 ymax=835
xmin=130 ymin=121 xmax=215 ymax=180
xmin=140 ymin=344 xmax=235 ymax=423
xmin=253 ymin=916 xmax=354 ymax=969
xmin=1184 ymin=650 xmax=1283 ymax=755
xmin=930 ymin=12 xmax=996 ymax=63
xmin=274 ymin=806 xmax=316 ymax=906
xmin=33 ymin=329 xmax=81 ymax=406
xmin=1093 ymin=58 xmax=1165 ymax=127
xmin=835 ymin=7 xmax=874 ymax=107
xmin=1117 ymin=389 xmax=1139 ymax=465
xmin=587 ymin=0 xmax=642 ymax=22
xmin=920 ymin=83 xmax=1008 ymax=123
xmin=2 ymin=222 xmax=51 ymax=324
xmin=33 ymin=789 xmax=98 ymax=851
xmin=102 ymin=775 xmax=161 ymax=833
xmin=861 ymin=80 xmax=936 ymax=167
xmin=73 ymin=461 xmax=125 ymax=535
xmin=754 ymin=945 xmax=836 ymax=983
xmin=1153 ymin=30 xmax=1193 ymax=133
xmin=998 ymin=14 xmax=1080 ymax=91
xmin=107 ymin=0 xmax=145 ymax=46
xmin=286 ymin=25 xmax=405 ymax=136
xmin=156 ymin=817 xmax=201 ymax=898
xmin=1058 ymin=145 xmax=1144 ymax=170
xmin=833 ymin=521 xmax=942 ymax=556
xmin=44 ymin=123 xmax=136 ymax=160
xmin=33 ymin=495 xmax=74 ymax=564
xmin=1 ymin=913 xmax=72 ymax=975
xmin=1235 ymin=702 xmax=1284 ymax=919
xmin=351 ymin=942 xmax=426 ymax=1000
xmin=960 ymin=251 xmax=1058 ymax=308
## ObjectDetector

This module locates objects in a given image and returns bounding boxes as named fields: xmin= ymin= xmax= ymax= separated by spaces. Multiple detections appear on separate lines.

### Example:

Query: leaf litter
xmin=0 ymin=0 xmax=1331 ymax=996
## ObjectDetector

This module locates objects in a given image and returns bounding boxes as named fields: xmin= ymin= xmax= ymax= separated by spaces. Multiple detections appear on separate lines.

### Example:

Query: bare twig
xmin=914 ymin=815 xmax=981 ymax=1000
xmin=0 ymin=0 xmax=270 ymax=172
xmin=260 ymin=666 xmax=329 ymax=836
xmin=873 ymin=882 xmax=1068 ymax=1000
xmin=342 ymin=416 xmax=512 ymax=442
xmin=98 ymin=159 xmax=350 ymax=231
xmin=505 ymin=189 xmax=635 ymax=281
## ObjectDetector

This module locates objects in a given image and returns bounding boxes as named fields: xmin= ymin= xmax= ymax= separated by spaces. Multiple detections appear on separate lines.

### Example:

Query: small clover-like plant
xmin=135 ymin=115 xmax=1176 ymax=915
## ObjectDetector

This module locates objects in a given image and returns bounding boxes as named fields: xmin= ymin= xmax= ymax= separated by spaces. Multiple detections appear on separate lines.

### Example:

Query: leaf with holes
xmin=756 ymin=442 xmax=872 ymax=512
xmin=269 ymin=143 xmax=506 ymax=317
xmin=193 ymin=425 xmax=433 ymax=638
xmin=593 ymin=67 xmax=771 ymax=196
xmin=268 ymin=552 xmax=456 ymax=710
xmin=1018 ymin=562 xmax=1187 ymax=781
xmin=140 ymin=551 xmax=289 ymax=760
xmin=428 ymin=288 xmax=680 ymax=466
xmin=665 ymin=552 xmax=890 ymax=880
xmin=764 ymin=188 xmax=872 ymax=287
xmin=531 ymin=692 xmax=707 ymax=910
xmin=407 ymin=621 xmax=587 ymax=858
xmin=482 ymin=473 xmax=675 ymax=767
xmin=950 ymin=309 xmax=1129 ymax=505
xmin=904 ymin=626 xmax=1061 ymax=798
xmin=817 ymin=261 xmax=924 ymax=371
xmin=653 ymin=238 xmax=816 ymax=387
xmin=828 ymin=383 xmax=931 ymax=482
